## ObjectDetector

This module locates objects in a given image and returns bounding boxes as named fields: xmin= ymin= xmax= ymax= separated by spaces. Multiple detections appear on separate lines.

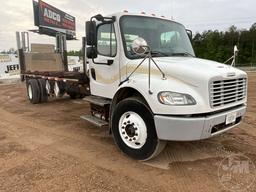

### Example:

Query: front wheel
xmin=111 ymin=98 xmax=166 ymax=161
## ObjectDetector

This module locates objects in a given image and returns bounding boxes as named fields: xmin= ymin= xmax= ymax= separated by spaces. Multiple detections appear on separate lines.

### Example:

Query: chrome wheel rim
xmin=118 ymin=111 xmax=147 ymax=149
xmin=28 ymin=84 xmax=32 ymax=99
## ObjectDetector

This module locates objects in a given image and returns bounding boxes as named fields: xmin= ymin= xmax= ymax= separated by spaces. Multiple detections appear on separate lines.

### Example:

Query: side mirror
xmin=87 ymin=46 xmax=97 ymax=59
xmin=86 ymin=21 xmax=97 ymax=46
xmin=94 ymin=14 xmax=104 ymax=22
xmin=186 ymin=29 xmax=192 ymax=41
xmin=234 ymin=45 xmax=239 ymax=55
xmin=131 ymin=37 xmax=149 ymax=55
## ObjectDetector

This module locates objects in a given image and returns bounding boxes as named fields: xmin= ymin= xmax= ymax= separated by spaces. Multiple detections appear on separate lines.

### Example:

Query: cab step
xmin=83 ymin=95 xmax=111 ymax=122
xmin=83 ymin=95 xmax=111 ymax=107
xmin=80 ymin=114 xmax=109 ymax=128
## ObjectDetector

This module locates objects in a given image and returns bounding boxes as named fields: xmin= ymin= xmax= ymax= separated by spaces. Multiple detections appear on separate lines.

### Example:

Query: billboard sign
xmin=33 ymin=0 xmax=76 ymax=40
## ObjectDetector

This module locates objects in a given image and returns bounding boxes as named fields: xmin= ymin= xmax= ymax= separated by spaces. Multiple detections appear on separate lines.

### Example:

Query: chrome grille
xmin=210 ymin=78 xmax=247 ymax=108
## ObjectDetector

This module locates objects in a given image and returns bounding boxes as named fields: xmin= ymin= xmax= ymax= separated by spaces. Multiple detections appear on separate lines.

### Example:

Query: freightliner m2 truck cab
xmin=84 ymin=12 xmax=247 ymax=160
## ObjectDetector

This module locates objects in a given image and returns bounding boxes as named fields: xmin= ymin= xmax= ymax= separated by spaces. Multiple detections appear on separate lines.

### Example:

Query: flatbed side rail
xmin=23 ymin=73 xmax=80 ymax=82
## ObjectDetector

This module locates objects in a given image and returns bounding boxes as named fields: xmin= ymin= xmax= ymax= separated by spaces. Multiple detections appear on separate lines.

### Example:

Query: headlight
xmin=158 ymin=91 xmax=196 ymax=105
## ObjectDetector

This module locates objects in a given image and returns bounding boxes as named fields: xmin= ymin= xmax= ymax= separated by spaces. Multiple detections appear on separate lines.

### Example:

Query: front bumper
xmin=154 ymin=105 xmax=246 ymax=141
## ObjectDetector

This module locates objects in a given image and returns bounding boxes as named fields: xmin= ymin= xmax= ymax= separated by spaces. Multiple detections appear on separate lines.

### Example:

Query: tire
xmin=111 ymin=97 xmax=166 ymax=161
xmin=38 ymin=79 xmax=48 ymax=103
xmin=27 ymin=79 xmax=40 ymax=104
xmin=68 ymin=92 xmax=77 ymax=99
xmin=79 ymin=94 xmax=86 ymax=99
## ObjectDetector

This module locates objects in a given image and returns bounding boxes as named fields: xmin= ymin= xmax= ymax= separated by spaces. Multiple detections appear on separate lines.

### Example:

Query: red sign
xmin=34 ymin=0 xmax=76 ymax=38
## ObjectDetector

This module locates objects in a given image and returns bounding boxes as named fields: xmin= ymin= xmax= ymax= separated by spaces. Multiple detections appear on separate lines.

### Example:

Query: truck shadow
xmin=142 ymin=132 xmax=256 ymax=170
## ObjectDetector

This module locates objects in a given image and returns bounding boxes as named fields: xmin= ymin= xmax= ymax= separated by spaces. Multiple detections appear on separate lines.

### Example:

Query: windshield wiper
xmin=170 ymin=52 xmax=195 ymax=57
xmin=150 ymin=50 xmax=169 ymax=57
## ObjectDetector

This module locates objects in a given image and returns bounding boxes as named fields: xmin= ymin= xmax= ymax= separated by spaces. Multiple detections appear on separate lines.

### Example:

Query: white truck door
xmin=89 ymin=23 xmax=120 ymax=98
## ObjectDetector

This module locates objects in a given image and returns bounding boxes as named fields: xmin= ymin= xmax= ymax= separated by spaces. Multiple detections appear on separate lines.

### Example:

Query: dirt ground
xmin=0 ymin=73 xmax=256 ymax=192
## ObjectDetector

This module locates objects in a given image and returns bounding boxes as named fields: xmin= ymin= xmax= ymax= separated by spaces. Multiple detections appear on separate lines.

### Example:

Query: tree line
xmin=192 ymin=23 xmax=256 ymax=66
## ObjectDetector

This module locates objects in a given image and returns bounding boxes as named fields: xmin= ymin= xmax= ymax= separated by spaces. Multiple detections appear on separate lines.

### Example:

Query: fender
xmin=109 ymin=81 xmax=152 ymax=133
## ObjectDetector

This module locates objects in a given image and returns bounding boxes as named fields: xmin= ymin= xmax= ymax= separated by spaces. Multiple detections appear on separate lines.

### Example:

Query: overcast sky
xmin=0 ymin=0 xmax=255 ymax=51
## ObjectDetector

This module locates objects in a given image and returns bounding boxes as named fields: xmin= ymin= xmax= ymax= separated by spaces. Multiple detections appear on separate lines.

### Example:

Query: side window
xmin=97 ymin=23 xmax=117 ymax=57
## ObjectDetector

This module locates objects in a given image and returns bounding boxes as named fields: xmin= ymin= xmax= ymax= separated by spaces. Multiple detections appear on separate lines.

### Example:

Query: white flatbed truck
xmin=20 ymin=12 xmax=247 ymax=160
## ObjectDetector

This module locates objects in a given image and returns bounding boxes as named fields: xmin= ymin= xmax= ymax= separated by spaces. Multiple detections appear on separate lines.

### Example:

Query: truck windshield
xmin=120 ymin=16 xmax=195 ymax=59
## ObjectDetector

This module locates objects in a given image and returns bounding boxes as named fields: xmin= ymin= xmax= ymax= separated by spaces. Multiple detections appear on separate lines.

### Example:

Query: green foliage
xmin=67 ymin=49 xmax=82 ymax=56
xmin=192 ymin=23 xmax=256 ymax=66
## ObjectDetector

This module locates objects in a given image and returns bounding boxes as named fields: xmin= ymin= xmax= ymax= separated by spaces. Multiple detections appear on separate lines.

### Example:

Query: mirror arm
xmin=91 ymin=15 xmax=116 ymax=23
xmin=119 ymin=56 xmax=148 ymax=86
xmin=224 ymin=56 xmax=234 ymax=64
xmin=186 ymin=29 xmax=193 ymax=41
xmin=150 ymin=56 xmax=166 ymax=79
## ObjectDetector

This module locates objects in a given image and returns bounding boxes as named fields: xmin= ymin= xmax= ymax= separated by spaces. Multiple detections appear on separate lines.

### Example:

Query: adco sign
xmin=33 ymin=0 xmax=76 ymax=40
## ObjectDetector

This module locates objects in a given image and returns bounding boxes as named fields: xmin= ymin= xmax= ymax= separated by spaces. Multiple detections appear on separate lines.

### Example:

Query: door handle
xmin=91 ymin=68 xmax=96 ymax=80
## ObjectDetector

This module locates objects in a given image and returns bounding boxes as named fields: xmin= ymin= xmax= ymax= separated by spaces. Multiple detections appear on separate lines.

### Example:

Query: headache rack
xmin=210 ymin=77 xmax=247 ymax=108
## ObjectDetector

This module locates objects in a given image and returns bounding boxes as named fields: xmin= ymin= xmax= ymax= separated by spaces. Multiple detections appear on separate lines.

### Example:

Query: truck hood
xmin=125 ymin=56 xmax=247 ymax=114
xmin=147 ymin=57 xmax=246 ymax=87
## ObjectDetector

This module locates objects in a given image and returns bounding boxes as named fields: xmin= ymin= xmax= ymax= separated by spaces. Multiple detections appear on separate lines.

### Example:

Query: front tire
xmin=111 ymin=98 xmax=166 ymax=161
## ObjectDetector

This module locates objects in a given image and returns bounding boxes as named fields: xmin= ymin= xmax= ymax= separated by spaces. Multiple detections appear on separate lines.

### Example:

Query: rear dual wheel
xmin=27 ymin=79 xmax=48 ymax=104
xmin=27 ymin=79 xmax=40 ymax=104
xmin=112 ymin=97 xmax=166 ymax=161
xmin=38 ymin=79 xmax=48 ymax=103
